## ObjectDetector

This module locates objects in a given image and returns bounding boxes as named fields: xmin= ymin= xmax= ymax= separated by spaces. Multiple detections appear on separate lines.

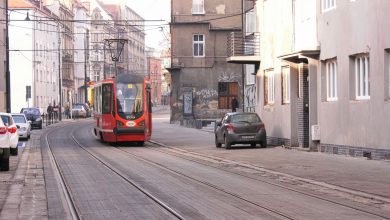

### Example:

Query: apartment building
xmin=169 ymin=0 xmax=244 ymax=122
xmin=73 ymin=0 xmax=89 ymax=103
xmin=9 ymin=0 xmax=60 ymax=113
xmin=98 ymin=2 xmax=146 ymax=76
xmin=316 ymin=0 xmax=390 ymax=159
xmin=246 ymin=0 xmax=390 ymax=160
xmin=147 ymin=57 xmax=162 ymax=105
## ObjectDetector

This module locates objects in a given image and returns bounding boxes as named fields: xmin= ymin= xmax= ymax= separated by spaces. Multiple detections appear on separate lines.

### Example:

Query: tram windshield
xmin=116 ymin=83 xmax=144 ymax=120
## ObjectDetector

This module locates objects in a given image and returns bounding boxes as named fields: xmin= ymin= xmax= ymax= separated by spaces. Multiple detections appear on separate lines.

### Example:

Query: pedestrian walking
xmin=231 ymin=97 xmax=239 ymax=112
xmin=47 ymin=103 xmax=53 ymax=123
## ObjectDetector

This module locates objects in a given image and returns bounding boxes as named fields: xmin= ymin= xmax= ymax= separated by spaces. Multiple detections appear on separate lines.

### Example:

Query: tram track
xmin=138 ymin=141 xmax=390 ymax=219
xmin=45 ymin=121 xmax=390 ymax=219
xmin=44 ymin=124 xmax=81 ymax=220
xmin=69 ymin=130 xmax=185 ymax=220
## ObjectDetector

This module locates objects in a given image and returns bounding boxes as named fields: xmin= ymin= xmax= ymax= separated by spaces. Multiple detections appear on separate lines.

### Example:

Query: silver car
xmin=215 ymin=112 xmax=267 ymax=149
xmin=11 ymin=113 xmax=31 ymax=140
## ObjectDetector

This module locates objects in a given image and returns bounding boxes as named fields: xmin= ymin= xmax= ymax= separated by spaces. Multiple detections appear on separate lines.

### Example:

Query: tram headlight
xmin=116 ymin=120 xmax=125 ymax=126
xmin=138 ymin=120 xmax=145 ymax=126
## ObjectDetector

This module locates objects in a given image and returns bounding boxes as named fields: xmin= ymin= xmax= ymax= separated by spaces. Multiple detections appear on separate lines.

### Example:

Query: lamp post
xmin=104 ymin=39 xmax=127 ymax=77
xmin=5 ymin=0 xmax=10 ymax=113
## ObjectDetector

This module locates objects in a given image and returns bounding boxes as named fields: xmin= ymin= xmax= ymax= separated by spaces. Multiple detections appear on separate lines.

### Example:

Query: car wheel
xmin=215 ymin=136 xmax=222 ymax=148
xmin=260 ymin=140 xmax=267 ymax=148
xmin=251 ymin=143 xmax=256 ymax=148
xmin=137 ymin=141 xmax=145 ymax=146
xmin=0 ymin=158 xmax=10 ymax=171
xmin=224 ymin=136 xmax=231 ymax=149
xmin=39 ymin=124 xmax=43 ymax=129
xmin=10 ymin=147 xmax=18 ymax=156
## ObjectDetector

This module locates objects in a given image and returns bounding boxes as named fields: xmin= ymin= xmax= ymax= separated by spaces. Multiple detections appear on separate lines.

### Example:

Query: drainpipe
xmin=241 ymin=0 xmax=245 ymax=112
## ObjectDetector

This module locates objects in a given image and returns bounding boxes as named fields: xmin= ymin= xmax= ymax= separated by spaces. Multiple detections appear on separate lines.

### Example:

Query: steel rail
xmin=112 ymin=147 xmax=297 ymax=220
xmin=144 ymin=141 xmax=390 ymax=220
xmin=44 ymin=127 xmax=80 ymax=220
xmin=69 ymin=131 xmax=185 ymax=220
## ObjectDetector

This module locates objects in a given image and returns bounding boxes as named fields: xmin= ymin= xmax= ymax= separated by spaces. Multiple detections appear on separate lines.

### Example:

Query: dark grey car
xmin=215 ymin=112 xmax=267 ymax=149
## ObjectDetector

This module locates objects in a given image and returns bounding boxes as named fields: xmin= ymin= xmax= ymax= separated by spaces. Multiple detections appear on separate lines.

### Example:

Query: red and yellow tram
xmin=93 ymin=74 xmax=152 ymax=144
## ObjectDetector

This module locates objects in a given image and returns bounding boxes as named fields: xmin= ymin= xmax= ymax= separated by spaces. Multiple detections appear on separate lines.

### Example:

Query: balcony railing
xmin=227 ymin=32 xmax=260 ymax=57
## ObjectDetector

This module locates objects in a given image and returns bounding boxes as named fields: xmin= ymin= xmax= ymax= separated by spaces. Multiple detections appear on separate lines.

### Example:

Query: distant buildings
xmin=6 ymin=0 xmax=147 ymax=114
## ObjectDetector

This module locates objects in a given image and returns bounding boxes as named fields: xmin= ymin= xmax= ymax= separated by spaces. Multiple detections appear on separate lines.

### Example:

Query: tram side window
xmin=102 ymin=84 xmax=112 ymax=114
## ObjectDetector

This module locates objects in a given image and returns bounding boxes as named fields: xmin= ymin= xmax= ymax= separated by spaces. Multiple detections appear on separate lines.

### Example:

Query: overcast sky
xmin=103 ymin=0 xmax=170 ymax=51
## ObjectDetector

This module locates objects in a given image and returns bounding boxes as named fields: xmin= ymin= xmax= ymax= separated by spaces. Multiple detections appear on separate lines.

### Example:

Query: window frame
xmin=193 ymin=34 xmax=205 ymax=57
xmin=322 ymin=0 xmax=337 ymax=12
xmin=281 ymin=66 xmax=291 ymax=104
xmin=192 ymin=0 xmax=205 ymax=15
xmin=218 ymin=82 xmax=238 ymax=109
xmin=264 ymin=69 xmax=275 ymax=105
xmin=354 ymin=54 xmax=370 ymax=100
xmin=326 ymin=59 xmax=338 ymax=101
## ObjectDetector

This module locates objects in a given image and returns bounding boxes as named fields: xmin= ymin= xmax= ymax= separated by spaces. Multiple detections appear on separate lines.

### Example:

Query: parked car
xmin=71 ymin=104 xmax=89 ymax=118
xmin=0 ymin=116 xmax=10 ymax=171
xmin=21 ymin=108 xmax=42 ymax=129
xmin=11 ymin=113 xmax=31 ymax=140
xmin=0 ymin=113 xmax=19 ymax=156
xmin=215 ymin=112 xmax=267 ymax=149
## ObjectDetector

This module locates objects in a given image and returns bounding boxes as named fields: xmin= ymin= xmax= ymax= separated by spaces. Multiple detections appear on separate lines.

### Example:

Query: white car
xmin=11 ymin=113 xmax=31 ymax=140
xmin=0 ymin=113 xmax=19 ymax=156
xmin=0 ymin=116 xmax=10 ymax=171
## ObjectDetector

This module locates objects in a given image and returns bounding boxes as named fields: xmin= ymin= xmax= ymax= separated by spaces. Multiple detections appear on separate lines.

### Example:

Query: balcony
xmin=227 ymin=32 xmax=261 ymax=64
xmin=165 ymin=58 xmax=183 ymax=71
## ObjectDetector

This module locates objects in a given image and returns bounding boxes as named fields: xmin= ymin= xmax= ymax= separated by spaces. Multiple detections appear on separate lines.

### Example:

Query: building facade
xmin=73 ymin=0 xmax=89 ymax=104
xmin=98 ymin=2 xmax=146 ymax=76
xmin=9 ymin=0 xmax=60 ymax=113
xmin=147 ymin=57 xmax=162 ymax=105
xmin=248 ymin=0 xmax=390 ymax=160
xmin=316 ymin=0 xmax=390 ymax=159
xmin=169 ymin=0 xmax=244 ymax=122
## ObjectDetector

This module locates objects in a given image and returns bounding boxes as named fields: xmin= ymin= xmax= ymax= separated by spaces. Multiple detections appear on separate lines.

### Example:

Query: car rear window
xmin=231 ymin=114 xmax=261 ymax=123
xmin=22 ymin=108 xmax=40 ymax=115
xmin=12 ymin=115 xmax=26 ymax=123
xmin=73 ymin=105 xmax=83 ymax=109
xmin=0 ymin=116 xmax=12 ymax=126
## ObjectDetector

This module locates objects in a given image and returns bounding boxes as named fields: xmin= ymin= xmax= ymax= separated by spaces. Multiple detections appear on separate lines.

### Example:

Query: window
xmin=192 ymin=0 xmax=205 ymax=14
xmin=282 ymin=66 xmax=290 ymax=104
xmin=322 ymin=0 xmax=336 ymax=12
xmin=193 ymin=34 xmax=205 ymax=57
xmin=245 ymin=9 xmax=256 ymax=34
xmin=102 ymin=84 xmax=113 ymax=114
xmin=354 ymin=54 xmax=370 ymax=100
xmin=246 ymin=65 xmax=255 ymax=85
xmin=264 ymin=69 xmax=274 ymax=105
xmin=326 ymin=60 xmax=338 ymax=101
xmin=218 ymin=82 xmax=238 ymax=109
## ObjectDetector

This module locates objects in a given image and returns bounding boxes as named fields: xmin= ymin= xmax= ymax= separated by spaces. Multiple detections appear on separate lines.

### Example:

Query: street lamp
xmin=104 ymin=39 xmax=127 ymax=77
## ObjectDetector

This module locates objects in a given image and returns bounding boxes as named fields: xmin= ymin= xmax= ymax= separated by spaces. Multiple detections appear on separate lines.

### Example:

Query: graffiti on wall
xmin=217 ymin=72 xmax=242 ymax=86
xmin=195 ymin=89 xmax=218 ymax=106
xmin=245 ymin=85 xmax=256 ymax=112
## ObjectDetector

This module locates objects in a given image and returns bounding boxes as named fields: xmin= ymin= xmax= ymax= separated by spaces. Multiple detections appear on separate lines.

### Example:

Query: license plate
xmin=242 ymin=135 xmax=255 ymax=139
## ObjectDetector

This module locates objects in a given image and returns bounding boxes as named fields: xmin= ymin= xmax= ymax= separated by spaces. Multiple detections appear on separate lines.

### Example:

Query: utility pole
xmin=58 ymin=22 xmax=62 ymax=121
xmin=5 ymin=0 xmax=10 ymax=113
xmin=84 ymin=31 xmax=89 ymax=103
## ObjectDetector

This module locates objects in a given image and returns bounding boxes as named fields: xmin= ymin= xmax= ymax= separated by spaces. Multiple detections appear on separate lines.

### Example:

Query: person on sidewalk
xmin=231 ymin=97 xmax=239 ymax=112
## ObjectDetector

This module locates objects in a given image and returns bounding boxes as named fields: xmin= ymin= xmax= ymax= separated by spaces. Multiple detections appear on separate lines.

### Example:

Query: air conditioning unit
xmin=311 ymin=125 xmax=320 ymax=141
